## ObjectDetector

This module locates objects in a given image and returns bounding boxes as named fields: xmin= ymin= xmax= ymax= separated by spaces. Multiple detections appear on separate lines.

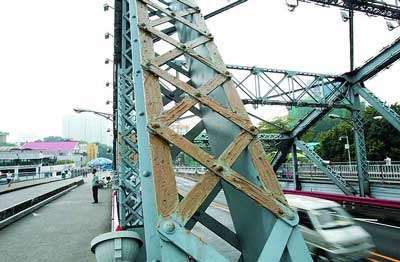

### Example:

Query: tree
xmin=317 ymin=123 xmax=353 ymax=162
xmin=96 ymin=143 xmax=113 ymax=160
xmin=317 ymin=104 xmax=400 ymax=161
xmin=42 ymin=136 xmax=70 ymax=142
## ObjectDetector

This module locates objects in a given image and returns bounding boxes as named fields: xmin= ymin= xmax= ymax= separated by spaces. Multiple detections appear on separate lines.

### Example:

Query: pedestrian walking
xmin=91 ymin=169 xmax=99 ymax=204
xmin=6 ymin=172 xmax=13 ymax=187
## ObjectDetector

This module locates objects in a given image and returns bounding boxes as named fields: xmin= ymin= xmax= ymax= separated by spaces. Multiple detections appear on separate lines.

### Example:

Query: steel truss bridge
xmin=106 ymin=0 xmax=400 ymax=261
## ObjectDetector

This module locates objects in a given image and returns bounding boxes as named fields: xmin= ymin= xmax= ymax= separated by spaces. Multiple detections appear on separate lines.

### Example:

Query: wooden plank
xmin=176 ymin=131 xmax=253 ymax=223
xmin=158 ymin=74 xmax=227 ymax=125
xmin=141 ymin=0 xmax=208 ymax=37
xmin=176 ymin=171 xmax=220 ymax=221
xmin=219 ymin=130 xmax=254 ymax=165
xmin=138 ymin=3 xmax=179 ymax=217
xmin=150 ymin=124 xmax=283 ymax=217
xmin=150 ymin=9 xmax=197 ymax=27
xmin=149 ymin=65 xmax=256 ymax=134
xmin=249 ymin=140 xmax=286 ymax=203
xmin=153 ymin=36 xmax=210 ymax=67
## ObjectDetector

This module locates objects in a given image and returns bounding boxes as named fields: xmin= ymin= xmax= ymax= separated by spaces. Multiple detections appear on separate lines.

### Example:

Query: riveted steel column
xmin=349 ymin=86 xmax=370 ymax=196
xmin=291 ymin=144 xmax=301 ymax=190
xmin=117 ymin=0 xmax=143 ymax=229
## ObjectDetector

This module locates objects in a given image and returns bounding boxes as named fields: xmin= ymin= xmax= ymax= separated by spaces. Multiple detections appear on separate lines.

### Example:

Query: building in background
xmin=62 ymin=113 xmax=111 ymax=145
xmin=21 ymin=141 xmax=85 ymax=167
xmin=86 ymin=143 xmax=98 ymax=161
xmin=0 ymin=132 xmax=9 ymax=144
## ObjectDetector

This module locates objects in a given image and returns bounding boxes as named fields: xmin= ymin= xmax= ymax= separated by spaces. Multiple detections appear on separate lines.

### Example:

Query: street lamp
xmin=339 ymin=135 xmax=352 ymax=167
xmin=105 ymin=81 xmax=111 ymax=87
xmin=286 ymin=0 xmax=298 ymax=12
xmin=104 ymin=32 xmax=113 ymax=39
xmin=104 ymin=58 xmax=113 ymax=64
xmin=386 ymin=20 xmax=399 ymax=31
xmin=103 ymin=3 xmax=114 ymax=12
xmin=340 ymin=10 xmax=350 ymax=22
xmin=373 ymin=116 xmax=383 ymax=120
xmin=328 ymin=113 xmax=353 ymax=125
xmin=73 ymin=107 xmax=113 ymax=121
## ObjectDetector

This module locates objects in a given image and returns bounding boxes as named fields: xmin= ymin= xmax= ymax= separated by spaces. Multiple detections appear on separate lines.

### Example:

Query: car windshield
xmin=310 ymin=207 xmax=354 ymax=229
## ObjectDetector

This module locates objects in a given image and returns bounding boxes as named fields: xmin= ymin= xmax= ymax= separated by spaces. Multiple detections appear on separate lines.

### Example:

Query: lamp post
xmin=339 ymin=135 xmax=352 ymax=167
xmin=329 ymin=114 xmax=384 ymax=166
xmin=73 ymin=108 xmax=113 ymax=122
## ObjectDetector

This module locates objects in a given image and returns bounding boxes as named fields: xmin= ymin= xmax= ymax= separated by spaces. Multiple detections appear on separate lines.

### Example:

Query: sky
xmin=0 ymin=0 xmax=399 ymax=142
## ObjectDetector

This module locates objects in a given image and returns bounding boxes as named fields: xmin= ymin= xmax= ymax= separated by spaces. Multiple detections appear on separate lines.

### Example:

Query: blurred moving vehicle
xmin=286 ymin=194 xmax=375 ymax=261
xmin=0 ymin=173 xmax=7 ymax=185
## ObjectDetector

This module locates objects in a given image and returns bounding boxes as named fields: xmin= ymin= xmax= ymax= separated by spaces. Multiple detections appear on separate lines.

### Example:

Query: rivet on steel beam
xmin=136 ymin=70 xmax=141 ymax=74
xmin=139 ymin=112 xmax=144 ymax=116
xmin=250 ymin=126 xmax=257 ymax=132
xmin=180 ymin=44 xmax=187 ymax=50
xmin=143 ymin=171 xmax=151 ymax=177
xmin=140 ymin=23 xmax=146 ymax=28
xmin=216 ymin=166 xmax=224 ymax=172
xmin=151 ymin=123 xmax=160 ymax=129
xmin=134 ymin=39 xmax=138 ymax=42
xmin=224 ymin=71 xmax=231 ymax=77
xmin=170 ymin=12 xmax=176 ymax=16
xmin=287 ymin=212 xmax=295 ymax=221
xmin=278 ymin=209 xmax=284 ymax=216
xmin=163 ymin=221 xmax=175 ymax=234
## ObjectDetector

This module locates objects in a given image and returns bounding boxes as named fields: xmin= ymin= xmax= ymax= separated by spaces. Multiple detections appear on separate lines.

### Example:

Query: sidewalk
xmin=0 ymin=176 xmax=111 ymax=262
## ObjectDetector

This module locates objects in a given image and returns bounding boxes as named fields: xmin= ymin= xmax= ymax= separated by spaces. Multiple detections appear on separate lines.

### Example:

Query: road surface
xmin=176 ymin=176 xmax=400 ymax=261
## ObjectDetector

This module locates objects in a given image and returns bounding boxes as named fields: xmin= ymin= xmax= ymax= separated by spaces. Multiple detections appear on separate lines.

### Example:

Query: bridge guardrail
xmin=174 ymin=164 xmax=400 ymax=184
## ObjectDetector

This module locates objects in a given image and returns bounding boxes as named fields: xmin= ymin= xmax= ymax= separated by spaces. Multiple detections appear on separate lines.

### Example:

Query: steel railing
xmin=174 ymin=164 xmax=400 ymax=184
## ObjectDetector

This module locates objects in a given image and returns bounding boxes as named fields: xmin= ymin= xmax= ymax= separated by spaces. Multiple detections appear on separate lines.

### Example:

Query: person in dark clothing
xmin=91 ymin=169 xmax=99 ymax=204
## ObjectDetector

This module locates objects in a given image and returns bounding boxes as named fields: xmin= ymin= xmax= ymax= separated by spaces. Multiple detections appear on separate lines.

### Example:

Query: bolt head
xmin=151 ymin=123 xmax=160 ymax=129
xmin=143 ymin=171 xmax=151 ymax=177
xmin=163 ymin=221 xmax=175 ymax=234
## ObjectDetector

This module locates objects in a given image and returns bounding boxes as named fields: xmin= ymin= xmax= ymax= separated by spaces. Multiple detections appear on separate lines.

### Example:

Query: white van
xmin=286 ymin=194 xmax=375 ymax=261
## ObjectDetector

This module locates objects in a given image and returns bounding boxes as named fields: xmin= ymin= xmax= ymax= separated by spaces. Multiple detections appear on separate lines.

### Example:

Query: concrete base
xmin=91 ymin=231 xmax=143 ymax=262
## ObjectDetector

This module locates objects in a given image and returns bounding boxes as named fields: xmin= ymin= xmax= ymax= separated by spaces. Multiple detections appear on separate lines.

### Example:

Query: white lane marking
xmin=354 ymin=218 xmax=378 ymax=222
xmin=354 ymin=218 xmax=400 ymax=229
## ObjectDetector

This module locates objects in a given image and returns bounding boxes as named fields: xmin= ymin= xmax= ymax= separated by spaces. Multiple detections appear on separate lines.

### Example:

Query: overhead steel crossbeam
xmin=298 ymin=0 xmax=400 ymax=20
xmin=271 ymin=36 xmax=400 ymax=196
xmin=115 ymin=0 xmax=143 ymax=229
xmin=128 ymin=0 xmax=312 ymax=260
xmin=345 ymin=37 xmax=400 ymax=84
xmin=227 ymin=64 xmax=351 ymax=109
xmin=354 ymin=84 xmax=400 ymax=131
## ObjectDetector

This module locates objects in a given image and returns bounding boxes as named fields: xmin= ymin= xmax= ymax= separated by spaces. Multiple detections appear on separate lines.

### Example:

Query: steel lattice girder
xmin=273 ymin=36 xmax=400 ymax=170
xmin=354 ymin=84 xmax=400 ymax=132
xmin=128 ymin=0 xmax=312 ymax=260
xmin=299 ymin=0 xmax=400 ymax=20
xmin=228 ymin=64 xmax=350 ymax=109
xmin=115 ymin=0 xmax=143 ymax=229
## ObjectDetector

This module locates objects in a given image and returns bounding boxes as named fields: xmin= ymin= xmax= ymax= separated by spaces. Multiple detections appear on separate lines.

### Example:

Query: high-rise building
xmin=86 ymin=143 xmax=98 ymax=161
xmin=0 ymin=132 xmax=9 ymax=144
xmin=62 ymin=113 xmax=111 ymax=145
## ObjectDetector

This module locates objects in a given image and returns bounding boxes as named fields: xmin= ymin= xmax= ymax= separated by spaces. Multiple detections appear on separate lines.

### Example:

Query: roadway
xmin=0 ymin=175 xmax=111 ymax=262
xmin=176 ymin=176 xmax=400 ymax=261
xmin=0 ymin=177 xmax=82 ymax=210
